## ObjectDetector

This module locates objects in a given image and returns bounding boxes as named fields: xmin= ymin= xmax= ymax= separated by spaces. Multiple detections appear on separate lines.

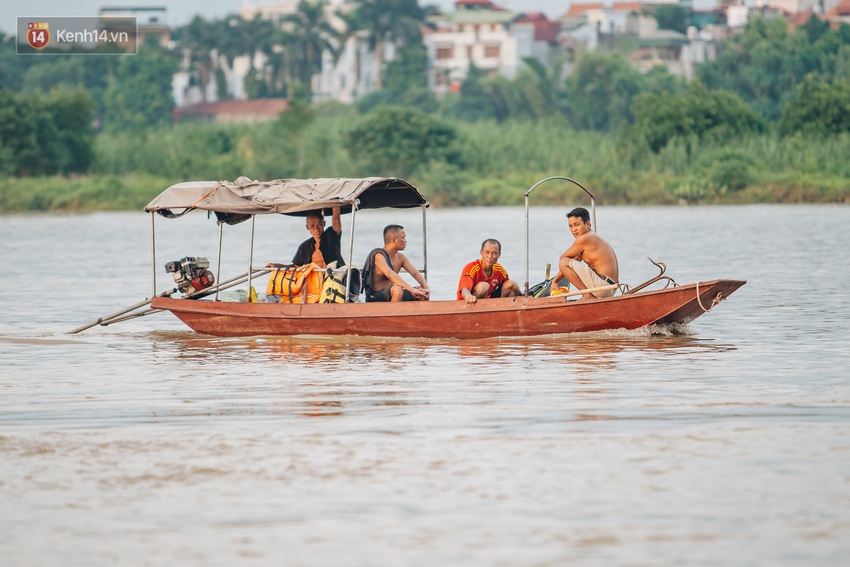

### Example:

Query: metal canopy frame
xmin=147 ymin=193 xmax=430 ymax=305
xmin=523 ymin=176 xmax=596 ymax=297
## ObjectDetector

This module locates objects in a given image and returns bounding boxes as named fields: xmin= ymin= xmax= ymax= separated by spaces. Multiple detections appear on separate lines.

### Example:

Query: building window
xmin=466 ymin=45 xmax=473 ymax=59
xmin=484 ymin=45 xmax=500 ymax=58
xmin=436 ymin=46 xmax=453 ymax=60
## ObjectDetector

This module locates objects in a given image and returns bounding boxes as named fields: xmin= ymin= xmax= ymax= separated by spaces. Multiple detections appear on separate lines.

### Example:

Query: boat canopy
xmin=144 ymin=176 xmax=428 ymax=225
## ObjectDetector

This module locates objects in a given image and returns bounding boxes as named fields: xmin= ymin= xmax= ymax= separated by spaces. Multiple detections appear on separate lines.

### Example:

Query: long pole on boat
xmin=68 ymin=266 xmax=274 ymax=334
xmin=345 ymin=201 xmax=358 ymax=301
xmin=150 ymin=212 xmax=157 ymax=298
xmin=215 ymin=220 xmax=223 ymax=301
xmin=246 ymin=215 xmax=255 ymax=300
xmin=422 ymin=204 xmax=428 ymax=281
xmin=524 ymin=176 xmax=597 ymax=296
xmin=69 ymin=297 xmax=155 ymax=334
xmin=524 ymin=192 xmax=530 ymax=296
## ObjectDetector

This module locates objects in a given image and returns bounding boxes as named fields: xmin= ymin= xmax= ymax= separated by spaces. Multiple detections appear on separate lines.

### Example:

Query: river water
xmin=1 ymin=205 xmax=849 ymax=566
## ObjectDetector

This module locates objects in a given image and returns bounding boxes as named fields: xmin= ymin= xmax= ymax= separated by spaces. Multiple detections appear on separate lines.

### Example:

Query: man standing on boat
xmin=363 ymin=225 xmax=430 ymax=302
xmin=292 ymin=207 xmax=345 ymax=269
xmin=550 ymin=207 xmax=619 ymax=300
xmin=457 ymin=239 xmax=521 ymax=305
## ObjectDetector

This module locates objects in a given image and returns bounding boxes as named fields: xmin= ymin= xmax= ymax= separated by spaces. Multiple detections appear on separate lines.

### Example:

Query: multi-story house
xmin=562 ymin=1 xmax=715 ymax=80
xmin=424 ymin=0 xmax=562 ymax=95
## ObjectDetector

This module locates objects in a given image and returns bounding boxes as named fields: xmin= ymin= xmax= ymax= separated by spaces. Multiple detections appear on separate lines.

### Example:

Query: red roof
xmin=827 ymin=0 xmax=850 ymax=16
xmin=515 ymin=12 xmax=560 ymax=42
xmin=173 ymin=99 xmax=289 ymax=122
xmin=565 ymin=2 xmax=643 ymax=18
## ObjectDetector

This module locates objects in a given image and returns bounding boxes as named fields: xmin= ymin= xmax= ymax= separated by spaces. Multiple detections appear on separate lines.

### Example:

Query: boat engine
xmin=165 ymin=256 xmax=215 ymax=294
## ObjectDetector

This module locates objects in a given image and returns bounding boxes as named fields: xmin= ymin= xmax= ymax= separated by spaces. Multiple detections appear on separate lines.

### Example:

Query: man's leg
xmin=558 ymin=257 xmax=592 ymax=300
xmin=472 ymin=281 xmax=491 ymax=299
xmin=500 ymin=280 xmax=522 ymax=298
xmin=389 ymin=285 xmax=417 ymax=302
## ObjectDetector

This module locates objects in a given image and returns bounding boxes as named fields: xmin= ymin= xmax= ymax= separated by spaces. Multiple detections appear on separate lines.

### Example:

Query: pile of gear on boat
xmin=167 ymin=205 xmax=619 ymax=305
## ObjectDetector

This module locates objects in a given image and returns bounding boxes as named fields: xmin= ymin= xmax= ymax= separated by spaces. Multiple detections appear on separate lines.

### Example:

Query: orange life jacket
xmin=267 ymin=263 xmax=325 ymax=304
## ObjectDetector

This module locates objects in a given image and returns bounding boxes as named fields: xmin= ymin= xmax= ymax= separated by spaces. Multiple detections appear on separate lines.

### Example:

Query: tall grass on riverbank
xmin=3 ymin=116 xmax=849 ymax=213
xmin=0 ymin=174 xmax=171 ymax=212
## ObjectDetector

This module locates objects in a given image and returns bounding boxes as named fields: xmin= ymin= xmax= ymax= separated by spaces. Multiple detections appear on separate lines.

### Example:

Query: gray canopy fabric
xmin=144 ymin=176 xmax=428 ymax=225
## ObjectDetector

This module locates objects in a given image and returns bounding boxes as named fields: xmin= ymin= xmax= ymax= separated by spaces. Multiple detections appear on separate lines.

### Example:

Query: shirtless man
xmin=457 ymin=239 xmax=521 ymax=305
xmin=363 ymin=224 xmax=430 ymax=302
xmin=550 ymin=207 xmax=619 ymax=300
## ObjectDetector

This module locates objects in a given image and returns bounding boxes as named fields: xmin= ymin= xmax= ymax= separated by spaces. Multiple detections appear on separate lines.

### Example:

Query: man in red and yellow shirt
xmin=457 ymin=239 xmax=522 ymax=304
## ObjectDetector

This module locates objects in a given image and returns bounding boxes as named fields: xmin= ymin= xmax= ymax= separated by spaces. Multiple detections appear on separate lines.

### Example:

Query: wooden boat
xmin=150 ymin=279 xmax=744 ymax=339
xmin=72 ymin=176 xmax=745 ymax=338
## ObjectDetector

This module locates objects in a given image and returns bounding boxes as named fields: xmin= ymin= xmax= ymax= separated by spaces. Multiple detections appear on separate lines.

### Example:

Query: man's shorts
xmin=366 ymin=285 xmax=416 ymax=302
xmin=565 ymin=259 xmax=617 ymax=298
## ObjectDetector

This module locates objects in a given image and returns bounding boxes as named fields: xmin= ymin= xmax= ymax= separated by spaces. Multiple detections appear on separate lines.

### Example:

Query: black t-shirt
xmin=292 ymin=227 xmax=345 ymax=267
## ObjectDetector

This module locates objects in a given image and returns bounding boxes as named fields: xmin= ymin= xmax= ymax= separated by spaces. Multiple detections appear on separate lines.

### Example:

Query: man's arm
xmin=400 ymin=255 xmax=430 ymax=293
xmin=460 ymin=286 xmax=476 ymax=304
xmin=551 ymin=238 xmax=586 ymax=290
xmin=374 ymin=253 xmax=424 ymax=295
xmin=558 ymin=237 xmax=585 ymax=262
xmin=331 ymin=206 xmax=342 ymax=234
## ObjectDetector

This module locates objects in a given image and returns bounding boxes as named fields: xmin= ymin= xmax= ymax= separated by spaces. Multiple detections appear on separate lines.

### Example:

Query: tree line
xmin=0 ymin=2 xmax=849 ymax=197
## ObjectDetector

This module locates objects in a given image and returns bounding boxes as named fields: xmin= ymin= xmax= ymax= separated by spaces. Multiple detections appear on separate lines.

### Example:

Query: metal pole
xmin=69 ymin=268 xmax=273 ymax=334
xmin=524 ymin=193 xmax=530 ymax=296
xmin=523 ymin=176 xmax=597 ymax=297
xmin=344 ymin=201 xmax=357 ymax=301
xmin=215 ymin=221 xmax=223 ymax=301
xmin=422 ymin=205 xmax=428 ymax=281
xmin=150 ymin=212 xmax=156 ymax=298
xmin=69 ymin=297 xmax=155 ymax=334
xmin=247 ymin=215 xmax=255 ymax=301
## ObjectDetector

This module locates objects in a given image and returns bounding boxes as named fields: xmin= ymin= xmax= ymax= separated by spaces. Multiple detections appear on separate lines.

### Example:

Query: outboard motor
xmin=165 ymin=256 xmax=215 ymax=295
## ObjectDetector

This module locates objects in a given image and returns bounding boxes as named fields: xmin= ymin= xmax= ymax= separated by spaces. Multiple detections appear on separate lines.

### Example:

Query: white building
xmin=174 ymin=0 xmax=391 ymax=106
xmin=424 ymin=0 xmax=561 ymax=95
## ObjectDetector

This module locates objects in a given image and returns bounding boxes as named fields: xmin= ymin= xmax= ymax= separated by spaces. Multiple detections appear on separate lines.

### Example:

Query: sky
xmin=2 ymin=1 xmax=575 ymax=35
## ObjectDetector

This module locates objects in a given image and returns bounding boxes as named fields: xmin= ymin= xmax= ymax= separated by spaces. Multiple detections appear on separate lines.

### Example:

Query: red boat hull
xmin=149 ymin=279 xmax=746 ymax=339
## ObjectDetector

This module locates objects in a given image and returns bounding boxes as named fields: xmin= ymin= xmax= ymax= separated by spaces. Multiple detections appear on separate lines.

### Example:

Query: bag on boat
xmin=320 ymin=263 xmax=362 ymax=303
xmin=321 ymin=265 xmax=346 ymax=303
xmin=527 ymin=279 xmax=552 ymax=298
xmin=267 ymin=263 xmax=325 ymax=304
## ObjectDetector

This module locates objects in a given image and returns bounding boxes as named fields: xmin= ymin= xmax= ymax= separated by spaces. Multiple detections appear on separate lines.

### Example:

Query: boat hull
xmin=150 ymin=279 xmax=746 ymax=339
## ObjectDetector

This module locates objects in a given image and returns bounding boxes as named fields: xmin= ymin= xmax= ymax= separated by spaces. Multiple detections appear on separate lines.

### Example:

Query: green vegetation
xmin=0 ymin=87 xmax=95 ymax=176
xmin=3 ymin=112 xmax=848 ymax=212
xmin=1 ymin=10 xmax=850 ymax=212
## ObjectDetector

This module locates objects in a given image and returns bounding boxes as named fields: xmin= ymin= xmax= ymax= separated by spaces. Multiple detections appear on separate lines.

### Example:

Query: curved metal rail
xmin=524 ymin=177 xmax=596 ymax=296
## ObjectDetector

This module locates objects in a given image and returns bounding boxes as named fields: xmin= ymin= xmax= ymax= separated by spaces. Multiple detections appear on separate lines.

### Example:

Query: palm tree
xmin=347 ymin=0 xmax=425 ymax=91
xmin=280 ymin=0 xmax=341 ymax=101
xmin=220 ymin=15 xmax=278 ymax=98
xmin=179 ymin=16 xmax=218 ymax=102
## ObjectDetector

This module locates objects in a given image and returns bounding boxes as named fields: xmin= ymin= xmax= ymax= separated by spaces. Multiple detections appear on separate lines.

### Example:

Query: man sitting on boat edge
xmin=550 ymin=207 xmax=619 ymax=300
xmin=363 ymin=224 xmax=430 ymax=302
xmin=457 ymin=239 xmax=521 ymax=305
